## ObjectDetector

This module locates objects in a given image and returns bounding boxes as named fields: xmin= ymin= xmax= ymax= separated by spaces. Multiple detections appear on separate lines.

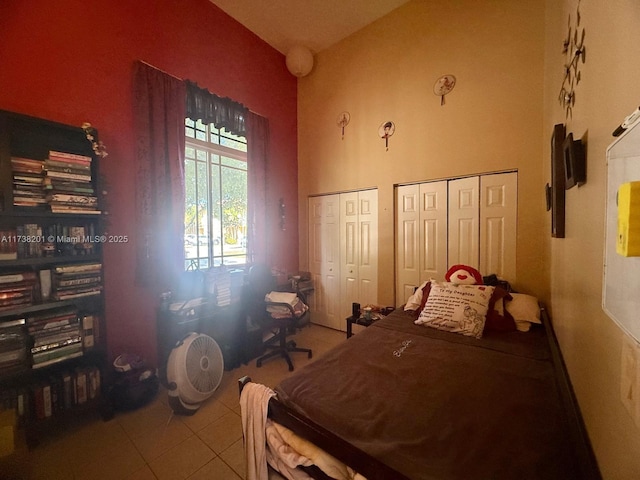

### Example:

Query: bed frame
xmin=239 ymin=305 xmax=601 ymax=480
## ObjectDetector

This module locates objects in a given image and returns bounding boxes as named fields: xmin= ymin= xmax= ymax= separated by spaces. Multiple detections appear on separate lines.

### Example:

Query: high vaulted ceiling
xmin=211 ymin=0 xmax=411 ymax=55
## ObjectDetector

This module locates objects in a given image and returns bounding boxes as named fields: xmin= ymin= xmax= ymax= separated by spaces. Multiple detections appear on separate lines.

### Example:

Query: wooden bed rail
xmin=540 ymin=305 xmax=602 ymax=480
xmin=238 ymin=376 xmax=411 ymax=480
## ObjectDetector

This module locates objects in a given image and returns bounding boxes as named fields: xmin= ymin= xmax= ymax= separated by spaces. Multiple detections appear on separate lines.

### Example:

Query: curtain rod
xmin=138 ymin=60 xmax=265 ymax=118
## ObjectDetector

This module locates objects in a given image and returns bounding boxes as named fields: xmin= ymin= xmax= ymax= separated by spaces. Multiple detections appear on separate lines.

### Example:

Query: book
xmin=54 ymin=263 xmax=101 ymax=274
xmin=44 ymin=171 xmax=91 ymax=182
xmin=82 ymin=315 xmax=95 ymax=348
xmin=39 ymin=269 xmax=52 ymax=301
xmin=32 ymin=343 xmax=83 ymax=369
xmin=48 ymin=150 xmax=92 ymax=164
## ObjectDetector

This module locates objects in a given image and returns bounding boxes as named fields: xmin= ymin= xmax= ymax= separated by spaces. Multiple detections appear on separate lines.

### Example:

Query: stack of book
xmin=0 ymin=229 xmax=18 ymax=260
xmin=43 ymin=151 xmax=99 ymax=215
xmin=51 ymin=263 xmax=102 ymax=301
xmin=0 ymin=318 xmax=28 ymax=370
xmin=29 ymin=365 xmax=101 ymax=420
xmin=15 ymin=223 xmax=43 ymax=258
xmin=11 ymin=157 xmax=46 ymax=207
xmin=27 ymin=308 xmax=82 ymax=369
xmin=0 ymin=272 xmax=37 ymax=311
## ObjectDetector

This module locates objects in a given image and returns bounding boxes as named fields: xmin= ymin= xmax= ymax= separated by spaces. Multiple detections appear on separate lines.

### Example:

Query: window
xmin=184 ymin=118 xmax=247 ymax=269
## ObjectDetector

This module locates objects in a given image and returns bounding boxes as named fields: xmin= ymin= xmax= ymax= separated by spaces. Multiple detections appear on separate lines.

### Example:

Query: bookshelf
xmin=0 ymin=110 xmax=107 ymax=447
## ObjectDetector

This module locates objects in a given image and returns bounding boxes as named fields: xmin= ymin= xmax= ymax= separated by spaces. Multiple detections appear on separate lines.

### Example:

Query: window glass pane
xmin=220 ymin=137 xmax=247 ymax=152
xmin=221 ymin=166 xmax=247 ymax=249
xmin=221 ymin=156 xmax=246 ymax=169
xmin=184 ymin=119 xmax=247 ymax=269
xmin=196 ymin=161 xmax=209 ymax=258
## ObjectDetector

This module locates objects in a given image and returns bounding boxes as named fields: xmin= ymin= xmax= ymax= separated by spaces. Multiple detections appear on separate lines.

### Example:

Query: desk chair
xmin=245 ymin=264 xmax=312 ymax=371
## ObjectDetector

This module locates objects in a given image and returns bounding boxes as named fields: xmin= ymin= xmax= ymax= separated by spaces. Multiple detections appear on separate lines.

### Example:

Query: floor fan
xmin=166 ymin=332 xmax=224 ymax=415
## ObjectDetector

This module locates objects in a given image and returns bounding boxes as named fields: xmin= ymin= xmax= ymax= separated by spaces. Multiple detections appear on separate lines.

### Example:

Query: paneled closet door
xmin=395 ymin=184 xmax=420 ymax=305
xmin=354 ymin=189 xmax=378 ymax=311
xmin=419 ymin=181 xmax=448 ymax=285
xmin=308 ymin=195 xmax=341 ymax=329
xmin=340 ymin=189 xmax=378 ymax=321
xmin=340 ymin=192 xmax=360 ymax=319
xmin=480 ymin=172 xmax=517 ymax=282
xmin=448 ymin=176 xmax=480 ymax=270
xmin=395 ymin=182 xmax=447 ymax=305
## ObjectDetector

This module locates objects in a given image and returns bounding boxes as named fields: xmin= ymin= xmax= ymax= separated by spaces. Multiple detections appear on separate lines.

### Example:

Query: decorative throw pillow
xmin=415 ymin=282 xmax=495 ymax=338
xmin=484 ymin=287 xmax=517 ymax=332
xmin=505 ymin=293 xmax=541 ymax=332
xmin=403 ymin=280 xmax=432 ymax=313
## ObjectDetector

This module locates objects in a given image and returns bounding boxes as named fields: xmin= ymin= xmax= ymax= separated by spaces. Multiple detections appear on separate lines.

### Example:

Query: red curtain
xmin=133 ymin=61 xmax=186 ymax=288
xmin=246 ymin=112 xmax=269 ymax=265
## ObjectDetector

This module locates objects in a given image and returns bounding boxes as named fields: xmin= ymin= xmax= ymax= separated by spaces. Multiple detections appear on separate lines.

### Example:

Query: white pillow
xmin=404 ymin=280 xmax=430 ymax=311
xmin=505 ymin=293 xmax=540 ymax=332
xmin=415 ymin=282 xmax=495 ymax=339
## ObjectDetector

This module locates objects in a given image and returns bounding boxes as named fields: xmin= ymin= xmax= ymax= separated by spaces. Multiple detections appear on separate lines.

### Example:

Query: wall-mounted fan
xmin=166 ymin=332 xmax=224 ymax=415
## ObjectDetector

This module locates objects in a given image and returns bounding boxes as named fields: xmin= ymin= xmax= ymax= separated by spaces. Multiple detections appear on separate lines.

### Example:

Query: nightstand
xmin=346 ymin=315 xmax=377 ymax=338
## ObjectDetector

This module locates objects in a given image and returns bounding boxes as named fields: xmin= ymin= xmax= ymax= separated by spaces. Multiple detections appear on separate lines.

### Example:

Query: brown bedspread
xmin=275 ymin=309 xmax=579 ymax=479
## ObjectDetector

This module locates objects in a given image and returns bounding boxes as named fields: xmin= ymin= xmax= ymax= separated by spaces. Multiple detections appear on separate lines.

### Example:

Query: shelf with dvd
xmin=0 ymin=109 xmax=108 ymax=446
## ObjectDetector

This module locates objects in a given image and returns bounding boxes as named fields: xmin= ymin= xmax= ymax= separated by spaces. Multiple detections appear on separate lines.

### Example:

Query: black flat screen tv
xmin=563 ymin=132 xmax=586 ymax=189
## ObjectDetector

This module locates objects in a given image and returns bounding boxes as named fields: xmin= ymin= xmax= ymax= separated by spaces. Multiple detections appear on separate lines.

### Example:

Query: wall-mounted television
xmin=563 ymin=132 xmax=586 ymax=189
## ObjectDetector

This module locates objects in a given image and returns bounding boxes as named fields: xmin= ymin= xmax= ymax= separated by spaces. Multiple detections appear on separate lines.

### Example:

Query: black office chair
xmin=244 ymin=264 xmax=312 ymax=371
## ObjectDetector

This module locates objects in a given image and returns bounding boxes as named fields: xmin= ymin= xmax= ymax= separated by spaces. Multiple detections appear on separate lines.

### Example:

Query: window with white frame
xmin=184 ymin=118 xmax=247 ymax=269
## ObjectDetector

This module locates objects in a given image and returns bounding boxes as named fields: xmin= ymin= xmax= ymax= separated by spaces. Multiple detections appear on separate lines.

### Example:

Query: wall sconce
xmin=279 ymin=198 xmax=286 ymax=231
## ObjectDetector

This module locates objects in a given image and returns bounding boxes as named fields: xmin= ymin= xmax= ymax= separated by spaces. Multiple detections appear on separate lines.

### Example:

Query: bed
xmin=239 ymin=292 xmax=601 ymax=480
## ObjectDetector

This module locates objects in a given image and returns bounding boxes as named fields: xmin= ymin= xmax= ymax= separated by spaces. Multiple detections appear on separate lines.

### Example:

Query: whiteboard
xmin=603 ymin=120 xmax=640 ymax=343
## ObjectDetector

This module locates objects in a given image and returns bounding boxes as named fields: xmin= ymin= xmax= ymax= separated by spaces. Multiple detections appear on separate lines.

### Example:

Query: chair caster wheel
xmin=308 ymin=352 xmax=313 ymax=359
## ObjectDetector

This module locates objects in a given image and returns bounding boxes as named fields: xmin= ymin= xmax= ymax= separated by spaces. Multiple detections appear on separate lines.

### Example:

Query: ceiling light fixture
xmin=285 ymin=45 xmax=314 ymax=77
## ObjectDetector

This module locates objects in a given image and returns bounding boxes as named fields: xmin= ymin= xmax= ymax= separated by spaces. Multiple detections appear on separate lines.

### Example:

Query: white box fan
xmin=166 ymin=332 xmax=224 ymax=415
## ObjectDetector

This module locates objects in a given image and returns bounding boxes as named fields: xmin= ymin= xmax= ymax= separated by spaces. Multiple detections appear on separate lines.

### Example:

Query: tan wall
xmin=543 ymin=0 xmax=640 ymax=478
xmin=298 ymin=0 xmax=546 ymax=305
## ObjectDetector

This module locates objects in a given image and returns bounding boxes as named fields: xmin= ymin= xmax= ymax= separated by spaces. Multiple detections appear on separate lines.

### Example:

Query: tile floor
xmin=0 ymin=324 xmax=346 ymax=480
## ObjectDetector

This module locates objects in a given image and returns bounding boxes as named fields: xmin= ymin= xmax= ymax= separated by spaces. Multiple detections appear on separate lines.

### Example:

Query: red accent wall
xmin=0 ymin=0 xmax=299 ymax=366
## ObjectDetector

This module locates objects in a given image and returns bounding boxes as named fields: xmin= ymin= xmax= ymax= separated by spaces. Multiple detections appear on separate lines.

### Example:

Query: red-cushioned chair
xmin=244 ymin=264 xmax=312 ymax=371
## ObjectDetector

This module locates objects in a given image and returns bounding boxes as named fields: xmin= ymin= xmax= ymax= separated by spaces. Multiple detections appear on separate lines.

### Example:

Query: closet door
xmin=355 ymin=189 xmax=378 ymax=309
xmin=448 ymin=176 xmax=480 ymax=270
xmin=396 ymin=184 xmax=420 ymax=304
xmin=480 ymin=172 xmax=517 ymax=282
xmin=340 ymin=189 xmax=378 ymax=321
xmin=340 ymin=192 xmax=359 ymax=319
xmin=308 ymin=195 xmax=341 ymax=329
xmin=395 ymin=182 xmax=447 ymax=305
xmin=419 ymin=181 xmax=448 ymax=285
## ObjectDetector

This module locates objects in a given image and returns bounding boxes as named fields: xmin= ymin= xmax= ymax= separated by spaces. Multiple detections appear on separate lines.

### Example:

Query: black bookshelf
xmin=0 ymin=110 xmax=107 ymax=447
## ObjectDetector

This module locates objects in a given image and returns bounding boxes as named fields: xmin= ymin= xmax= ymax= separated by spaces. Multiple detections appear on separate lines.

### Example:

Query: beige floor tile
xmin=149 ymin=435 xmax=215 ymax=480
xmin=219 ymin=438 xmax=246 ymax=479
xmin=130 ymin=415 xmax=194 ymax=462
xmin=116 ymin=398 xmax=174 ymax=439
xmin=186 ymin=457 xmax=242 ymax=480
xmin=126 ymin=464 xmax=159 ymax=480
xmin=196 ymin=411 xmax=243 ymax=454
xmin=73 ymin=444 xmax=146 ymax=480
xmin=178 ymin=397 xmax=233 ymax=433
